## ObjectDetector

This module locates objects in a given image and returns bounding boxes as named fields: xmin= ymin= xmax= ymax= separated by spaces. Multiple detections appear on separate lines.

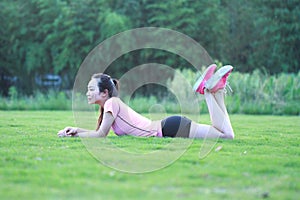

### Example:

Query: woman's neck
xmin=98 ymin=97 xmax=110 ymax=107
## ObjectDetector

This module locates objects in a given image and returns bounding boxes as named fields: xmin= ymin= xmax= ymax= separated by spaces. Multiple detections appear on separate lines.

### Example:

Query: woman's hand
xmin=56 ymin=111 xmax=114 ymax=138
xmin=57 ymin=127 xmax=78 ymax=137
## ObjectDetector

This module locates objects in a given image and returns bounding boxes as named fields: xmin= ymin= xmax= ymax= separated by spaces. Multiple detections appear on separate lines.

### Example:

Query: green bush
xmin=0 ymin=88 xmax=71 ymax=110
xmin=228 ymin=70 xmax=300 ymax=115
xmin=0 ymin=70 xmax=299 ymax=115
xmin=176 ymin=68 xmax=300 ymax=115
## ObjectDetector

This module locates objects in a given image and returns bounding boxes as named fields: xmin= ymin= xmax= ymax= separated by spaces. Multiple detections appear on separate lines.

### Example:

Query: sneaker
xmin=206 ymin=65 xmax=233 ymax=93
xmin=193 ymin=64 xmax=217 ymax=94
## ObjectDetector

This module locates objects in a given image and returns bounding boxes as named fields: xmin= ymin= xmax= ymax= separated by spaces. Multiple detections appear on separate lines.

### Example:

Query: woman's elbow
xmin=96 ymin=130 xmax=109 ymax=138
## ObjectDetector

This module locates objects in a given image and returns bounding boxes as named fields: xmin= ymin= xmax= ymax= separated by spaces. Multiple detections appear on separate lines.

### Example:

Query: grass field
xmin=0 ymin=111 xmax=299 ymax=200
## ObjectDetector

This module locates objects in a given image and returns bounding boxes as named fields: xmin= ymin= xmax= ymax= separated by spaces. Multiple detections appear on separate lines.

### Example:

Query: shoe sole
xmin=193 ymin=64 xmax=217 ymax=92
xmin=206 ymin=65 xmax=233 ymax=90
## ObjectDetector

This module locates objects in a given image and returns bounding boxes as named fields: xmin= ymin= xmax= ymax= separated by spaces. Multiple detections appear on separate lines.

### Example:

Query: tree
xmin=1 ymin=0 xmax=299 ymax=95
xmin=250 ymin=0 xmax=300 ymax=73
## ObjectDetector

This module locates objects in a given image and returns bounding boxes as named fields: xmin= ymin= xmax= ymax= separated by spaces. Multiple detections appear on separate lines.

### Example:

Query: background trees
xmin=0 ymin=0 xmax=299 ymax=94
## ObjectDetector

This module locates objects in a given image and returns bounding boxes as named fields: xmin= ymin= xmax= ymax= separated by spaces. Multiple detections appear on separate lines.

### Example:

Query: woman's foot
xmin=193 ymin=64 xmax=217 ymax=94
xmin=206 ymin=65 xmax=233 ymax=93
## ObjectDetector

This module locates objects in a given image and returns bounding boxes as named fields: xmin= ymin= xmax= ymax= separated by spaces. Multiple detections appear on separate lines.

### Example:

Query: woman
xmin=57 ymin=64 xmax=234 ymax=139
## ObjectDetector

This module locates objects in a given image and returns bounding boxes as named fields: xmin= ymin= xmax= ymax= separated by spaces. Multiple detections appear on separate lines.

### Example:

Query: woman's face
xmin=86 ymin=79 xmax=107 ymax=105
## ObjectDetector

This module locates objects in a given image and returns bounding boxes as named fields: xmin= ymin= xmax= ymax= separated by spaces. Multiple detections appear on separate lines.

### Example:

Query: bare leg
xmin=189 ymin=90 xmax=234 ymax=139
xmin=213 ymin=89 xmax=228 ymax=116
xmin=189 ymin=123 xmax=225 ymax=138
xmin=213 ymin=90 xmax=234 ymax=136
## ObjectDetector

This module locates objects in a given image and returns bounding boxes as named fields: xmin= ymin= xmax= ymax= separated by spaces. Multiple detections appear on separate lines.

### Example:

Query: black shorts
xmin=161 ymin=116 xmax=192 ymax=138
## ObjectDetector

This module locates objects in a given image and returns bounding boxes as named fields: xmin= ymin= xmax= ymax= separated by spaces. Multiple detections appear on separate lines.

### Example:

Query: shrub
xmin=0 ymin=70 xmax=299 ymax=115
xmin=227 ymin=70 xmax=300 ymax=115
xmin=0 ymin=88 xmax=71 ymax=110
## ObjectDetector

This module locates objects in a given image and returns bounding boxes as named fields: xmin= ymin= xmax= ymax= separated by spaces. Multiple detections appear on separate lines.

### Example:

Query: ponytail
xmin=112 ymin=79 xmax=119 ymax=97
xmin=112 ymin=79 xmax=119 ymax=90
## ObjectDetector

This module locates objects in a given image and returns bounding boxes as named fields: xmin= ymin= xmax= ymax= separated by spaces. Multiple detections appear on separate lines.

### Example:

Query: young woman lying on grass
xmin=58 ymin=64 xmax=234 ymax=139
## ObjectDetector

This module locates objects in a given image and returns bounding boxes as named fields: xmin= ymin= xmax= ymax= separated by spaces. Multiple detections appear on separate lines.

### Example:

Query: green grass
xmin=0 ymin=111 xmax=299 ymax=200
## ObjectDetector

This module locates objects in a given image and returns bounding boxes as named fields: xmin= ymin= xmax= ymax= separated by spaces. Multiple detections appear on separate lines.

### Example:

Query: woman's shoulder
xmin=104 ymin=97 xmax=129 ymax=115
xmin=110 ymin=97 xmax=121 ymax=102
xmin=105 ymin=97 xmax=123 ymax=106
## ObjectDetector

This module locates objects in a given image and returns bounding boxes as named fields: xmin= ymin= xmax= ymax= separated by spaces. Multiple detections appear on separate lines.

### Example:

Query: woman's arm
xmin=57 ymin=112 xmax=114 ymax=138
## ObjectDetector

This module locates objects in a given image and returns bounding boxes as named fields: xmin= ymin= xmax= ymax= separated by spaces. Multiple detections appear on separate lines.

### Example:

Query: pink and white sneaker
xmin=193 ymin=64 xmax=217 ymax=94
xmin=206 ymin=65 xmax=233 ymax=93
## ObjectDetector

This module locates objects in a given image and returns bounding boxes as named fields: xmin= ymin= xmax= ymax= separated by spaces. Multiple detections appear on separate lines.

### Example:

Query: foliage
xmin=0 ymin=69 xmax=299 ymax=115
xmin=0 ymin=89 xmax=71 ymax=110
xmin=228 ymin=70 xmax=300 ymax=115
xmin=0 ymin=111 xmax=299 ymax=199
xmin=250 ymin=0 xmax=300 ymax=73
xmin=0 ymin=0 xmax=132 ymax=94
xmin=169 ymin=68 xmax=300 ymax=115
xmin=0 ymin=0 xmax=299 ymax=95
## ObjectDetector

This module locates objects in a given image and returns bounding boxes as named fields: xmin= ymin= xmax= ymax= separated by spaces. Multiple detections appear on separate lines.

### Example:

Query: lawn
xmin=0 ymin=111 xmax=299 ymax=200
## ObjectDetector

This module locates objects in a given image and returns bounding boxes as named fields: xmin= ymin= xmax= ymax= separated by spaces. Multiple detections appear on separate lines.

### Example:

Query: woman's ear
xmin=101 ymin=89 xmax=109 ymax=97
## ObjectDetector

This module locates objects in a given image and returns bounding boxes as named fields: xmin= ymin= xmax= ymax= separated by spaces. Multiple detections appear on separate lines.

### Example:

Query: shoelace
xmin=224 ymin=81 xmax=233 ymax=95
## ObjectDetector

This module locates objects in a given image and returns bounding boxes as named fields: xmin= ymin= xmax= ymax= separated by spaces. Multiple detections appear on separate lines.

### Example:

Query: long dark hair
xmin=91 ymin=73 xmax=119 ymax=130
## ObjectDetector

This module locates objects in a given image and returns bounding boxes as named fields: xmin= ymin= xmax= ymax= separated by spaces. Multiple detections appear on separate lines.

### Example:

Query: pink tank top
xmin=104 ymin=97 xmax=163 ymax=137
